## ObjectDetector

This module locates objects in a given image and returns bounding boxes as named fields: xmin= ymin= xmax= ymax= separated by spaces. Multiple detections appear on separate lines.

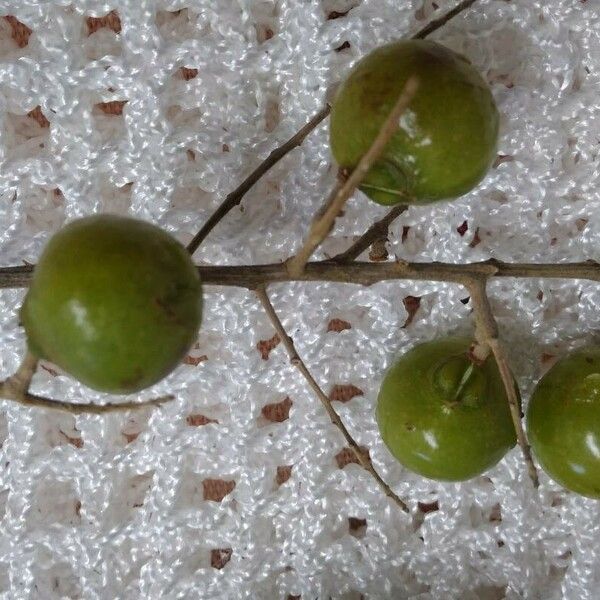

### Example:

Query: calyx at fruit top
xmin=432 ymin=353 xmax=488 ymax=408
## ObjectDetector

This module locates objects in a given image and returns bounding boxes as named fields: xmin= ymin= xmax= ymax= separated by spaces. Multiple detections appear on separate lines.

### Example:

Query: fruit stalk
xmin=413 ymin=0 xmax=479 ymax=40
xmin=0 ymin=351 xmax=175 ymax=413
xmin=255 ymin=285 xmax=409 ymax=512
xmin=468 ymin=278 xmax=539 ymax=487
xmin=2 ymin=351 xmax=38 ymax=398
xmin=286 ymin=76 xmax=419 ymax=277
xmin=2 ymin=391 xmax=174 ymax=414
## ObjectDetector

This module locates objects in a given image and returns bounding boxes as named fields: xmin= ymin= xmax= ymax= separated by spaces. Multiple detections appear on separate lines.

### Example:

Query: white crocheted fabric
xmin=0 ymin=0 xmax=598 ymax=598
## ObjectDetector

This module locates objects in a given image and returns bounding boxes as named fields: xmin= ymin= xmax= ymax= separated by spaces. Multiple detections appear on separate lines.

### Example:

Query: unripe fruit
xmin=21 ymin=215 xmax=202 ymax=394
xmin=330 ymin=40 xmax=499 ymax=205
xmin=376 ymin=337 xmax=516 ymax=481
xmin=528 ymin=348 xmax=600 ymax=498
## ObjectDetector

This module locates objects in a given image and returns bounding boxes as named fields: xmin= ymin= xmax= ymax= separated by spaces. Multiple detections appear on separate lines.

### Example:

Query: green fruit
xmin=21 ymin=215 xmax=202 ymax=394
xmin=376 ymin=337 xmax=516 ymax=481
xmin=528 ymin=348 xmax=600 ymax=498
xmin=330 ymin=40 xmax=499 ymax=205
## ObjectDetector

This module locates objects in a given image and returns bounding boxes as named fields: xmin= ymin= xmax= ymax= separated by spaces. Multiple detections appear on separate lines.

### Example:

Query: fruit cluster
xmin=17 ymin=40 xmax=600 ymax=500
xmin=377 ymin=337 xmax=600 ymax=499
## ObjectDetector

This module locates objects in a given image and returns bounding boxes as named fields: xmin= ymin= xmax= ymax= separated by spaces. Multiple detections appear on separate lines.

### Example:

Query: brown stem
xmin=2 ymin=351 xmax=38 ymax=397
xmin=197 ymin=259 xmax=600 ymax=287
xmin=5 ymin=260 xmax=600 ymax=289
xmin=0 ymin=265 xmax=32 ymax=288
xmin=467 ymin=278 xmax=539 ymax=487
xmin=287 ymin=77 xmax=419 ymax=277
xmin=0 ymin=351 xmax=175 ymax=414
xmin=413 ymin=0 xmax=479 ymax=39
xmin=2 ymin=392 xmax=175 ymax=414
xmin=331 ymin=204 xmax=408 ymax=262
xmin=255 ymin=285 xmax=409 ymax=512
xmin=186 ymin=105 xmax=331 ymax=255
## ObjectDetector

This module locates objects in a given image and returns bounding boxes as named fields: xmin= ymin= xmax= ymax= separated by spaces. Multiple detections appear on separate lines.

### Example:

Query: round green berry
xmin=528 ymin=348 xmax=600 ymax=498
xmin=376 ymin=337 xmax=516 ymax=481
xmin=21 ymin=215 xmax=202 ymax=394
xmin=330 ymin=40 xmax=499 ymax=205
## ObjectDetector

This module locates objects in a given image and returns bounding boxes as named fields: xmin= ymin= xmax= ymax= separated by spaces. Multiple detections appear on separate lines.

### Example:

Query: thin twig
xmin=2 ymin=351 xmax=38 ymax=397
xmin=324 ymin=0 xmax=481 ymax=265
xmin=184 ymin=0 xmax=481 ymax=258
xmin=331 ymin=204 xmax=408 ymax=262
xmin=5 ymin=259 xmax=600 ymax=289
xmin=186 ymin=105 xmax=331 ymax=255
xmin=0 ymin=351 xmax=175 ymax=414
xmin=286 ymin=77 xmax=419 ymax=277
xmin=255 ymin=285 xmax=409 ymax=512
xmin=0 ymin=392 xmax=174 ymax=414
xmin=0 ymin=265 xmax=32 ymax=288
xmin=412 ymin=0 xmax=479 ymax=39
xmin=467 ymin=278 xmax=539 ymax=487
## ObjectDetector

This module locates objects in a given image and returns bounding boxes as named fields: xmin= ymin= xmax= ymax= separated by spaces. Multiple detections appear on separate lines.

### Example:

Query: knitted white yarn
xmin=0 ymin=0 xmax=598 ymax=598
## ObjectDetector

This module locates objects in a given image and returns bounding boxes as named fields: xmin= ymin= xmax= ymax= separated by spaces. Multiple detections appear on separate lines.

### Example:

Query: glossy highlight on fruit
xmin=376 ymin=337 xmax=516 ymax=481
xmin=330 ymin=40 xmax=499 ymax=205
xmin=21 ymin=215 xmax=202 ymax=394
xmin=528 ymin=348 xmax=600 ymax=498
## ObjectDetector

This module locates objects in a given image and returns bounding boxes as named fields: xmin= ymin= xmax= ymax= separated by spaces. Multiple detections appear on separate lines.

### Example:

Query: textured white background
xmin=0 ymin=0 xmax=599 ymax=598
